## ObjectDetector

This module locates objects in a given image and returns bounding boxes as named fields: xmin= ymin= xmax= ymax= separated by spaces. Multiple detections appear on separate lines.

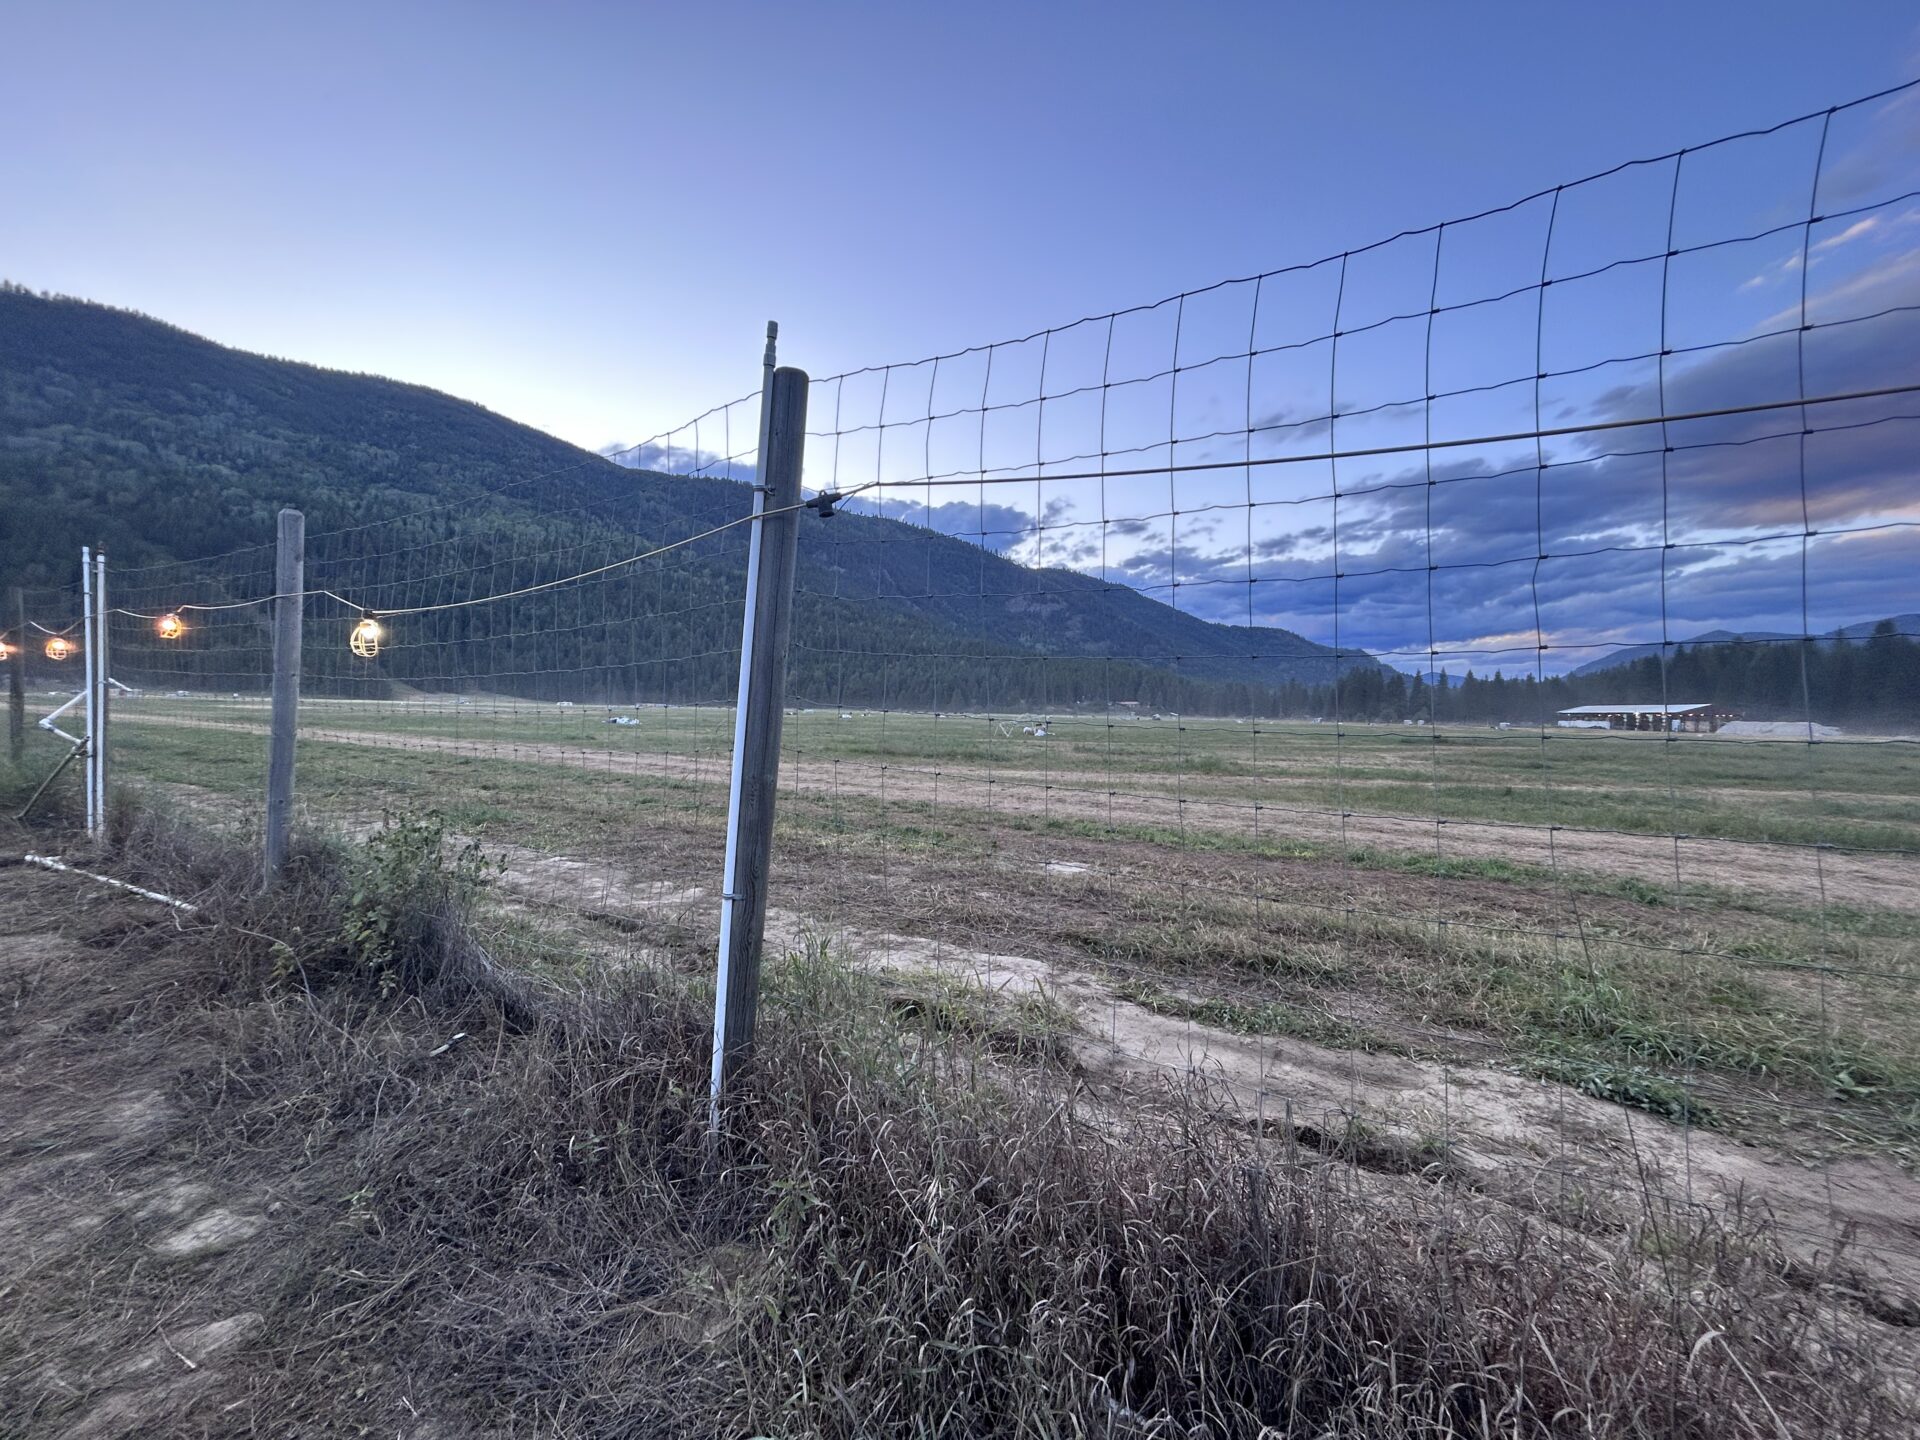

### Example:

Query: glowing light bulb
xmin=350 ymin=615 xmax=383 ymax=658
xmin=156 ymin=612 xmax=185 ymax=640
xmin=45 ymin=636 xmax=72 ymax=661
xmin=0 ymin=639 xmax=9 ymax=662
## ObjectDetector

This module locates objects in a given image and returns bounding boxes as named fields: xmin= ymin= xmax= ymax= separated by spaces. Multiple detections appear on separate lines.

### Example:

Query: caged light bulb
xmin=350 ymin=615 xmax=383 ymax=659
xmin=156 ymin=612 xmax=185 ymax=640
xmin=45 ymin=636 xmax=72 ymax=661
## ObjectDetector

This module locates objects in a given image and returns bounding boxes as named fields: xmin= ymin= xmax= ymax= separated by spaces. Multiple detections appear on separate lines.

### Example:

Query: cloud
xmin=1070 ymin=246 xmax=1920 ymax=669
xmin=1813 ymin=216 xmax=1882 ymax=252
xmin=600 ymin=440 xmax=752 ymax=480
xmin=845 ymin=496 xmax=1050 ymax=555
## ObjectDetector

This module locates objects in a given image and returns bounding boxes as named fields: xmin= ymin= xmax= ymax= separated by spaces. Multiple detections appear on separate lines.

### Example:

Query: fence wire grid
xmin=10 ymin=81 xmax=1920 ymax=1281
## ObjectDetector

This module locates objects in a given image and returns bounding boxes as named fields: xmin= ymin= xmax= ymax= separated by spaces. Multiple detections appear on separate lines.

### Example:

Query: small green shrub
xmin=342 ymin=812 xmax=498 ymax=992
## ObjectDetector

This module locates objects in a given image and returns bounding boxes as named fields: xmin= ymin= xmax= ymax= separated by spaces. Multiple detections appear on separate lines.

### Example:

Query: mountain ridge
xmin=0 ymin=285 xmax=1370 ymax=708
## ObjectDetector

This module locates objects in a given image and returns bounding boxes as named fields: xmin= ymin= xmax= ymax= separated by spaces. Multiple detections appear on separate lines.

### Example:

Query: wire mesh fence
xmin=9 ymin=81 xmax=1919 ymax=1284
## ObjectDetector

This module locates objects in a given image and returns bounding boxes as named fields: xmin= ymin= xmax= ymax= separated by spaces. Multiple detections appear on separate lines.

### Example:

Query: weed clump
xmin=341 ymin=811 xmax=500 ymax=992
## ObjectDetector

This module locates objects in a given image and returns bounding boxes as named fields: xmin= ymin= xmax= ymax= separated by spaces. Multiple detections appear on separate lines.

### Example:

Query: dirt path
xmin=0 ymin=865 xmax=275 ymax=1437
xmin=123 ymin=713 xmax=1920 ymax=911
xmin=485 ymin=846 xmax=1920 ymax=1313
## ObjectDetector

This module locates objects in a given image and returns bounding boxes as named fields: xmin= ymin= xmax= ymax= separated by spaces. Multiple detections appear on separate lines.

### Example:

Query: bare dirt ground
xmin=0 ymin=864 xmax=277 ymax=1437
xmin=122 ymin=714 xmax=1920 ymax=911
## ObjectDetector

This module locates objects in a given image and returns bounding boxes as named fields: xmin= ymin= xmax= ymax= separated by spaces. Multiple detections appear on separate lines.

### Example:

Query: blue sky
xmin=5 ymin=2 xmax=1918 ymax=670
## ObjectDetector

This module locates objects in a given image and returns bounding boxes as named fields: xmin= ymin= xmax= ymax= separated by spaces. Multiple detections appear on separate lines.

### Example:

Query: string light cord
xmin=112 ymin=587 xmax=361 ymax=621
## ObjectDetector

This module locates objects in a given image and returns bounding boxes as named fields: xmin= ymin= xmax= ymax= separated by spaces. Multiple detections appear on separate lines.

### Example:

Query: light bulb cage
xmin=350 ymin=614 xmax=383 ymax=659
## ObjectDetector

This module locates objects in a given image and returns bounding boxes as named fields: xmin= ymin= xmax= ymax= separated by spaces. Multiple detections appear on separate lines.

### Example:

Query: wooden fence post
xmin=709 ymin=358 xmax=808 ymax=1131
xmin=263 ymin=508 xmax=304 ymax=883
xmin=8 ymin=585 xmax=23 ymax=764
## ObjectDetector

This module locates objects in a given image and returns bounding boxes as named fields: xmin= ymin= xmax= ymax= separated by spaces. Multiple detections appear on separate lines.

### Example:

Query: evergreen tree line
xmin=1293 ymin=624 xmax=1919 ymax=728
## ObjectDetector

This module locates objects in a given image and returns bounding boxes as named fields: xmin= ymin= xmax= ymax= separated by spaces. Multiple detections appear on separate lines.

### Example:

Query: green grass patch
xmin=1115 ymin=977 xmax=1395 ymax=1052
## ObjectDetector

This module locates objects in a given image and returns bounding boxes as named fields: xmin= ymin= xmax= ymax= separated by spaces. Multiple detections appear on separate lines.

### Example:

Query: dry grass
xmin=0 ymin=796 xmax=1909 ymax=1437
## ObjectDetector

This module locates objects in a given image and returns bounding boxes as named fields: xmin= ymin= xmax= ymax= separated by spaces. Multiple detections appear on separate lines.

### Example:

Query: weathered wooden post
xmin=8 ymin=585 xmax=23 ymax=764
xmin=709 ymin=345 xmax=807 ymax=1131
xmin=263 ymin=508 xmax=304 ymax=884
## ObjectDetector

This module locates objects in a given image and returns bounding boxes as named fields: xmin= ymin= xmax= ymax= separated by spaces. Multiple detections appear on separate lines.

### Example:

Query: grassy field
xmin=100 ymin=692 xmax=1920 ymax=846
xmin=51 ymin=691 xmax=1912 ymax=1175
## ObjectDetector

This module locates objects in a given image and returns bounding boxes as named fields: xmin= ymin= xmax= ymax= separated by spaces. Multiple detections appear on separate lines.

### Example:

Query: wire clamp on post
xmin=806 ymin=490 xmax=841 ymax=519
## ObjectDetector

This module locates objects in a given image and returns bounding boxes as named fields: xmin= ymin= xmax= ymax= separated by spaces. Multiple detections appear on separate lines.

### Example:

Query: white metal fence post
xmin=710 ymin=347 xmax=808 ymax=1133
xmin=80 ymin=545 xmax=97 ymax=837
xmin=92 ymin=548 xmax=108 ymax=836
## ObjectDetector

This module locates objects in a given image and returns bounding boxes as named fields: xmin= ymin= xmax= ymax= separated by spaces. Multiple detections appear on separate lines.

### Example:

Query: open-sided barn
xmin=1554 ymin=702 xmax=1737 ymax=733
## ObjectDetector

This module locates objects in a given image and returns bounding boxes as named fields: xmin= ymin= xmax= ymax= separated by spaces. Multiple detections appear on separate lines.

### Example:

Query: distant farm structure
xmin=1555 ymin=702 xmax=1738 ymax=733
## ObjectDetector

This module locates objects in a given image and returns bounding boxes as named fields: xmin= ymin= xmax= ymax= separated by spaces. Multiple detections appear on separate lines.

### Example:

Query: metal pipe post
xmin=80 ymin=546 xmax=96 ymax=836
xmin=92 ymin=550 xmax=108 ymax=835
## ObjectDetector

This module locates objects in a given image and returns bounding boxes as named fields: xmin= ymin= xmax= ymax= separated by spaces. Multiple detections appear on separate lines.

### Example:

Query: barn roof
xmin=1555 ymin=703 xmax=1715 ymax=716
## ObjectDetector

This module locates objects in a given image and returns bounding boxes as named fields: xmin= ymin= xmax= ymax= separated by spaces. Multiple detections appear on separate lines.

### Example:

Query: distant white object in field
xmin=1718 ymin=720 xmax=1843 ymax=739
xmin=840 ymin=712 xmax=853 ymax=720
xmin=1032 ymin=725 xmax=1048 ymax=737
xmin=1022 ymin=725 xmax=1035 ymax=735
xmin=556 ymin=701 xmax=574 ymax=708
xmin=605 ymin=715 xmax=639 ymax=726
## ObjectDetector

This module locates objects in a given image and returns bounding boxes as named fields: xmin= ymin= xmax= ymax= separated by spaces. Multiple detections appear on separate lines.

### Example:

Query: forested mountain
xmin=0 ymin=285 xmax=1370 ymax=710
